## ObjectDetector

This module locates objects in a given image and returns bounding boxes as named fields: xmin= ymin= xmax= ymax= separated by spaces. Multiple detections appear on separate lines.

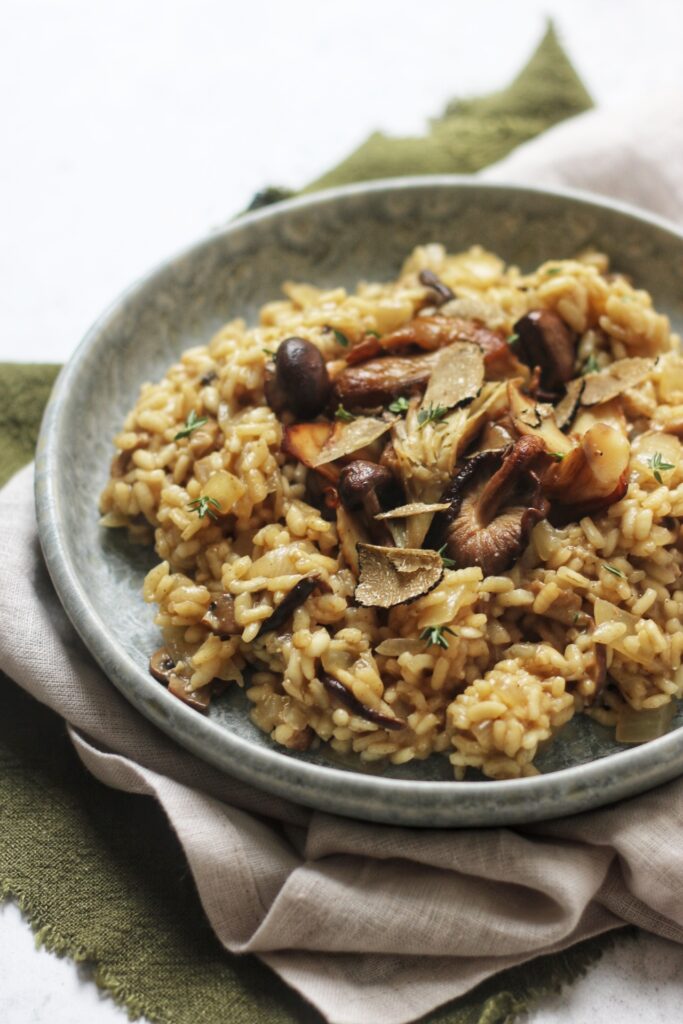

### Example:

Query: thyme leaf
xmin=174 ymin=409 xmax=208 ymax=440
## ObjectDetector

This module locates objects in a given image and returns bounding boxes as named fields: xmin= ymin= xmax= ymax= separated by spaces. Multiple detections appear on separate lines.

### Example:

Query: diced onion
xmin=616 ymin=701 xmax=675 ymax=743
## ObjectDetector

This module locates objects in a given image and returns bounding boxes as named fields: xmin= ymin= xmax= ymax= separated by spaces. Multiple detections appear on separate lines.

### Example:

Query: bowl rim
xmin=34 ymin=174 xmax=683 ymax=826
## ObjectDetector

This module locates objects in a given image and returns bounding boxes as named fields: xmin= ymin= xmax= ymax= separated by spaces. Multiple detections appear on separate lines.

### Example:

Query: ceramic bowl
xmin=35 ymin=177 xmax=683 ymax=826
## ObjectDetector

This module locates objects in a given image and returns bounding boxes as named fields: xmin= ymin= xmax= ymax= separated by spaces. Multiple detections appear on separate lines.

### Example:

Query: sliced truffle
xmin=320 ymin=672 xmax=406 ymax=730
xmin=421 ymin=343 xmax=484 ymax=411
xmin=375 ymin=501 xmax=451 ymax=519
xmin=201 ymin=594 xmax=241 ymax=637
xmin=430 ymin=436 xmax=550 ymax=576
xmin=354 ymin=544 xmax=443 ymax=608
xmin=554 ymin=378 xmax=585 ymax=431
xmin=513 ymin=310 xmax=577 ymax=390
xmin=580 ymin=357 xmax=655 ymax=407
xmin=311 ymin=417 xmax=393 ymax=467
xmin=257 ymin=575 xmax=324 ymax=637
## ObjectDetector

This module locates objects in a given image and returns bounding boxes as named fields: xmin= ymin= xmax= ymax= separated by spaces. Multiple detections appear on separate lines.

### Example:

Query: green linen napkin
xmin=0 ymin=23 xmax=613 ymax=1024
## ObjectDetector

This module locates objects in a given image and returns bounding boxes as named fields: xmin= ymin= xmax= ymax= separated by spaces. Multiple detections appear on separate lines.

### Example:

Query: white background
xmin=3 ymin=1 xmax=683 ymax=1021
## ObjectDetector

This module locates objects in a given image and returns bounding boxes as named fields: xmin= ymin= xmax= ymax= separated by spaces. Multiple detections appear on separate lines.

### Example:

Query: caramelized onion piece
xmin=355 ymin=544 xmax=443 ymax=608
xmin=429 ymin=436 xmax=550 ymax=576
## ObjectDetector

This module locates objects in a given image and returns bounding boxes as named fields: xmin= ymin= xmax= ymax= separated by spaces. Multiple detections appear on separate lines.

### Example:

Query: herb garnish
xmin=420 ymin=625 xmax=456 ymax=649
xmin=333 ymin=328 xmax=349 ymax=348
xmin=187 ymin=495 xmax=222 ymax=521
xmin=388 ymin=396 xmax=410 ymax=414
xmin=262 ymin=347 xmax=276 ymax=357
xmin=551 ymin=452 xmax=565 ymax=462
xmin=366 ymin=330 xmax=381 ymax=339
xmin=603 ymin=564 xmax=625 ymax=579
xmin=437 ymin=544 xmax=456 ymax=569
xmin=545 ymin=267 xmax=562 ymax=276
xmin=335 ymin=404 xmax=356 ymax=422
xmin=507 ymin=333 xmax=519 ymax=346
xmin=582 ymin=354 xmax=599 ymax=375
xmin=647 ymin=451 xmax=675 ymax=484
xmin=417 ymin=403 xmax=448 ymax=429
xmin=174 ymin=409 xmax=208 ymax=440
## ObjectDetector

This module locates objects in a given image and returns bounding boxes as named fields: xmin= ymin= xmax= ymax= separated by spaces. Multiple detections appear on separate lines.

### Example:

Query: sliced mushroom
xmin=355 ymin=544 xmax=443 ymax=608
xmin=282 ymin=421 xmax=337 ymax=481
xmin=256 ymin=575 xmax=325 ymax=637
xmin=332 ymin=350 xmax=441 ymax=409
xmin=580 ymin=357 xmax=656 ymax=406
xmin=149 ymin=647 xmax=177 ymax=683
xmin=418 ymin=269 xmax=455 ymax=306
xmin=421 ymin=342 xmax=484 ymax=411
xmin=513 ymin=310 xmax=577 ymax=390
xmin=429 ymin=436 xmax=550 ymax=576
xmin=320 ymin=672 xmax=406 ymax=730
xmin=508 ymin=381 xmax=573 ymax=456
xmin=264 ymin=336 xmax=331 ymax=419
xmin=201 ymin=594 xmax=241 ymax=637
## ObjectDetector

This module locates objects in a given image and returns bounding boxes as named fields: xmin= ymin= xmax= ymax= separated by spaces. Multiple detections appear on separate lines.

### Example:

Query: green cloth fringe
xmin=0 ymin=21 xmax=620 ymax=1024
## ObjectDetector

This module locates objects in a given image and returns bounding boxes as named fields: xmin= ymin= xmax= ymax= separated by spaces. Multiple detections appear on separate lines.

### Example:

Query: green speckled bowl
xmin=35 ymin=178 xmax=683 ymax=826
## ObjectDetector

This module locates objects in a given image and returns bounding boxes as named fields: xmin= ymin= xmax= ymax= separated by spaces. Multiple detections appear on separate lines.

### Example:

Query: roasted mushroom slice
xmin=332 ymin=350 xmax=441 ymax=410
xmin=430 ymin=436 xmax=550 ymax=576
xmin=320 ymin=672 xmax=406 ymax=730
xmin=201 ymin=594 xmax=241 ymax=637
xmin=264 ymin=336 xmax=331 ymax=419
xmin=543 ymin=423 xmax=630 ymax=521
xmin=355 ymin=544 xmax=444 ymax=608
xmin=513 ymin=310 xmax=577 ymax=390
xmin=418 ymin=269 xmax=455 ymax=306
xmin=257 ymin=575 xmax=325 ymax=637
xmin=149 ymin=647 xmax=212 ymax=712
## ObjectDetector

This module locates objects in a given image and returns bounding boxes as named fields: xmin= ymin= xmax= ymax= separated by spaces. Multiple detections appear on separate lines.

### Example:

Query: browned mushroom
xmin=429 ymin=436 xmax=550 ymax=575
xmin=332 ymin=350 xmax=441 ymax=409
xmin=149 ymin=647 xmax=212 ymax=712
xmin=320 ymin=672 xmax=406 ymax=730
xmin=149 ymin=647 xmax=177 ymax=683
xmin=264 ymin=336 xmax=331 ymax=419
xmin=513 ymin=310 xmax=577 ymax=390
xmin=201 ymin=594 xmax=241 ymax=637
xmin=257 ymin=575 xmax=325 ymax=637
xmin=337 ymin=459 xmax=399 ymax=545
xmin=418 ymin=269 xmax=455 ymax=306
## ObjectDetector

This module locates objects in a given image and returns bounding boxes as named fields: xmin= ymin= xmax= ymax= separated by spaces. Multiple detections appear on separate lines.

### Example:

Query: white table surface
xmin=3 ymin=0 xmax=683 ymax=1021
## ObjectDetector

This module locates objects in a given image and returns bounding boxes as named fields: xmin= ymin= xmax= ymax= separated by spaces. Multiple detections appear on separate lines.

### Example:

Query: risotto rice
xmin=100 ymin=244 xmax=683 ymax=779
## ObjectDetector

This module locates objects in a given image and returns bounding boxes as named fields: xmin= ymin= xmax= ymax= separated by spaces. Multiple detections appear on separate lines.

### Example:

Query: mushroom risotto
xmin=100 ymin=245 xmax=683 ymax=780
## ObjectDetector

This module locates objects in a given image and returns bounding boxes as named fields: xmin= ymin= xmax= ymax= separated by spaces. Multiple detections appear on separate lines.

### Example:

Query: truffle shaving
xmin=311 ymin=417 xmax=393 ymax=467
xmin=421 ymin=342 xmax=484 ymax=411
xmin=581 ymin=357 xmax=656 ymax=407
xmin=355 ymin=543 xmax=443 ymax=608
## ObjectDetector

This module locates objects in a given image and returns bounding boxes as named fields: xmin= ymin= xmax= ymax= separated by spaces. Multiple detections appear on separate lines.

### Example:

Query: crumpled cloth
xmin=4 ymin=95 xmax=683 ymax=1024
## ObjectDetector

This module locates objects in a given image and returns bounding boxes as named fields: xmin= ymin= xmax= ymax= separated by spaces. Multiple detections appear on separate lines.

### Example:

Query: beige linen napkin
xmin=4 ymin=95 xmax=683 ymax=1024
